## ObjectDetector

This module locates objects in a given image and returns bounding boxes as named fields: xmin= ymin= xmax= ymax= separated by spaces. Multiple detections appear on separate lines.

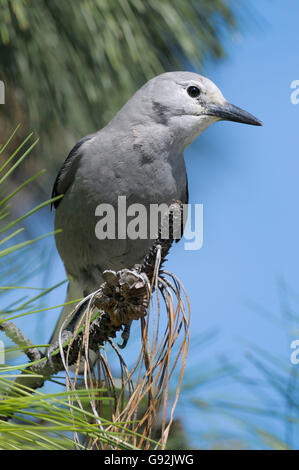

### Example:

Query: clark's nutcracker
xmin=50 ymin=71 xmax=262 ymax=356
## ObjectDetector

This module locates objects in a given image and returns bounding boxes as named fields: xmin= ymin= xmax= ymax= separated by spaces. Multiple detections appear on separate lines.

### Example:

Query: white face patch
xmin=203 ymin=77 xmax=226 ymax=106
xmin=132 ymin=72 xmax=231 ymax=151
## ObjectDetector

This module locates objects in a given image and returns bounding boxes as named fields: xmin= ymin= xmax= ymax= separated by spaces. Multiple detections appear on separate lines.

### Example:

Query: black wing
xmin=51 ymin=134 xmax=95 ymax=209
xmin=175 ymin=172 xmax=189 ymax=243
xmin=183 ymin=173 xmax=189 ymax=205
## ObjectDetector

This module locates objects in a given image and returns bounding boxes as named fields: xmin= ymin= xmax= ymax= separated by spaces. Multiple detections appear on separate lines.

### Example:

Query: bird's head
xmin=137 ymin=71 xmax=262 ymax=149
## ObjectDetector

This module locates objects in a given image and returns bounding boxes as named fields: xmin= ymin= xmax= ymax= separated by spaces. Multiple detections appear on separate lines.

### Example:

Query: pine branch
xmin=1 ymin=201 xmax=184 ymax=394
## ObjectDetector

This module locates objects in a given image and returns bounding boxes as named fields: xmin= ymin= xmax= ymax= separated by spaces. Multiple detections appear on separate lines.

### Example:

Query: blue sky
xmin=165 ymin=0 xmax=299 ymax=446
xmin=178 ymin=1 xmax=299 ymax=362
xmin=2 ymin=0 xmax=299 ymax=449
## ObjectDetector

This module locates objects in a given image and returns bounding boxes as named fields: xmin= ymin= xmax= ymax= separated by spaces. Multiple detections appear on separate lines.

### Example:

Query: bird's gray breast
xmin=54 ymin=132 xmax=187 ymax=292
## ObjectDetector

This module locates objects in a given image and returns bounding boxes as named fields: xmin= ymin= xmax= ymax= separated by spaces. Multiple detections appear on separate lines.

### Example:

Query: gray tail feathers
xmin=48 ymin=279 xmax=98 ymax=372
xmin=49 ymin=278 xmax=83 ymax=345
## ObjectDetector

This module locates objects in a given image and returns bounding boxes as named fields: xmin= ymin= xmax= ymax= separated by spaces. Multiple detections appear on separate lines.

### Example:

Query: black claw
xmin=118 ymin=321 xmax=132 ymax=349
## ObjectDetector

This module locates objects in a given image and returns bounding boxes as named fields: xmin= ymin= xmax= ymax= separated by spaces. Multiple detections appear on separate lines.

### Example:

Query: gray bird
xmin=50 ymin=71 xmax=262 ymax=353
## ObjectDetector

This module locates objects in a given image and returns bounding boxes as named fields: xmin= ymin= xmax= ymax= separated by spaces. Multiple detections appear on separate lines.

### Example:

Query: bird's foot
xmin=118 ymin=321 xmax=133 ymax=349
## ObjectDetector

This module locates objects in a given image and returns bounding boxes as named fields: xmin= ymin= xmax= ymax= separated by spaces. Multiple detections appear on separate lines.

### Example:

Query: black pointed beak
xmin=206 ymin=101 xmax=263 ymax=126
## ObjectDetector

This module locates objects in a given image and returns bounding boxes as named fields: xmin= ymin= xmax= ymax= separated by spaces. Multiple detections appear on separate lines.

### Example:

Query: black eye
xmin=187 ymin=86 xmax=201 ymax=98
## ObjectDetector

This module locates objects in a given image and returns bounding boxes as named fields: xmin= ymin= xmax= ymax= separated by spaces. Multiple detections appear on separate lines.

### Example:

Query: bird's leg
xmin=118 ymin=320 xmax=133 ymax=349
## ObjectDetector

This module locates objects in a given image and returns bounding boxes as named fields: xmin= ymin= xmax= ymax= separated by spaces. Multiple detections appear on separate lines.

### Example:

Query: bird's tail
xmin=48 ymin=279 xmax=98 ymax=372
xmin=49 ymin=278 xmax=83 ymax=345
